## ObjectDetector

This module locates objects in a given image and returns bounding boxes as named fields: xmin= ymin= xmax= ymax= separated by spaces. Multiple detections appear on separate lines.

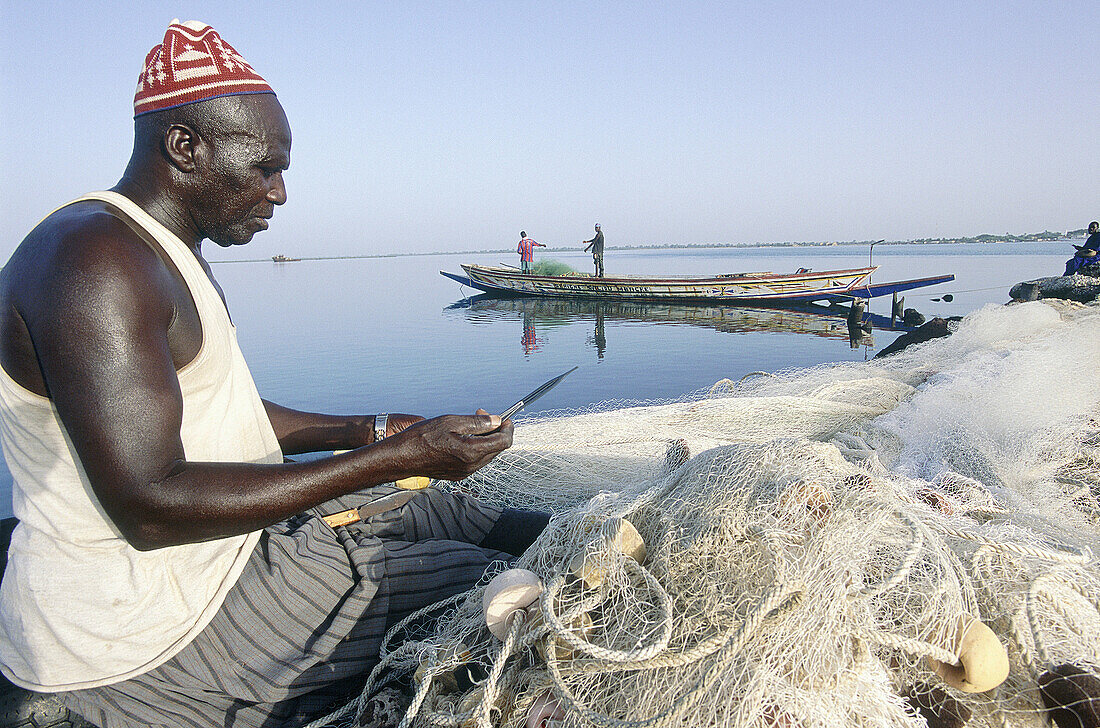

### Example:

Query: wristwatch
xmin=374 ymin=413 xmax=388 ymax=442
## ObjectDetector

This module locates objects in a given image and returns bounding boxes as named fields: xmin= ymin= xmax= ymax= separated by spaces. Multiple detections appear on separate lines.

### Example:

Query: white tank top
xmin=0 ymin=191 xmax=283 ymax=690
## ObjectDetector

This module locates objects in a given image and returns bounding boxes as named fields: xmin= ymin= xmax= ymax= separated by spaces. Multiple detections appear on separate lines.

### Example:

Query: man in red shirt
xmin=517 ymin=231 xmax=546 ymax=273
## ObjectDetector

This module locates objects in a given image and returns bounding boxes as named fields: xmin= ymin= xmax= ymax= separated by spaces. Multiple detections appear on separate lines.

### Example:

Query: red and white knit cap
xmin=134 ymin=20 xmax=274 ymax=117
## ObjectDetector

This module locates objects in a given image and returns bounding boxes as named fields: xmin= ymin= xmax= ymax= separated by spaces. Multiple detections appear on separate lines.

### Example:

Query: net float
xmin=568 ymin=517 xmax=647 ymax=588
xmin=928 ymin=615 xmax=1009 ymax=693
xmin=526 ymin=606 xmax=596 ymax=661
xmin=483 ymin=568 xmax=543 ymax=640
xmin=916 ymin=487 xmax=955 ymax=515
xmin=779 ymin=478 xmax=832 ymax=521
xmin=526 ymin=689 xmax=565 ymax=728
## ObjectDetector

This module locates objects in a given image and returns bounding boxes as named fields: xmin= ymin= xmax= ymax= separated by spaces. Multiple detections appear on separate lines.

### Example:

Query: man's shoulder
xmin=12 ymin=200 xmax=165 ymax=279
xmin=3 ymin=200 xmax=177 ymax=313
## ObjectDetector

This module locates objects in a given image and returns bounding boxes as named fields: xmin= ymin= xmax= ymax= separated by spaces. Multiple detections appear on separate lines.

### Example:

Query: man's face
xmin=192 ymin=95 xmax=292 ymax=247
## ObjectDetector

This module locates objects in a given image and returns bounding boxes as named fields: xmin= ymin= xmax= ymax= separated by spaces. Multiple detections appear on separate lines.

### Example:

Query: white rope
xmin=300 ymin=590 xmax=470 ymax=728
xmin=399 ymin=668 xmax=437 ymax=728
xmin=545 ymin=582 xmax=802 ymax=728
xmin=856 ymin=512 xmax=924 ymax=598
xmin=473 ymin=610 xmax=526 ymax=728
xmin=541 ymin=557 xmax=673 ymax=664
xmin=854 ymin=628 xmax=959 ymax=666
xmin=1026 ymin=568 xmax=1100 ymax=668
xmin=939 ymin=526 xmax=1093 ymax=565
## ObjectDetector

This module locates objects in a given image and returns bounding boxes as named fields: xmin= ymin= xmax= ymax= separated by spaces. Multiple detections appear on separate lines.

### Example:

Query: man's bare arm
xmin=17 ymin=219 xmax=511 ymax=551
xmin=260 ymin=401 xmax=423 ymax=455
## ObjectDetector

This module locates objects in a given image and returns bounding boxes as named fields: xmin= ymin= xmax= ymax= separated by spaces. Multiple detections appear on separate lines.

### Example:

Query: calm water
xmin=0 ymin=241 xmax=1071 ymax=517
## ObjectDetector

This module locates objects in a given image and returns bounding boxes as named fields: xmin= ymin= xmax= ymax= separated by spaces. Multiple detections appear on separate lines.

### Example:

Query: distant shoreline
xmin=221 ymin=233 xmax=1081 ymax=265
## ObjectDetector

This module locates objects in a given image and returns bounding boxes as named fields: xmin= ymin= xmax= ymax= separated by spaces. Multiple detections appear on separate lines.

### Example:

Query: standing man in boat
xmin=583 ymin=222 xmax=605 ymax=278
xmin=0 ymin=20 xmax=547 ymax=728
xmin=517 ymin=230 xmax=545 ymax=273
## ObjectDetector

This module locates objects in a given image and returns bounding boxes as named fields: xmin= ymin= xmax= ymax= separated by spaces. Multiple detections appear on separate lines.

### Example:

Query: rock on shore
xmin=1010 ymin=274 xmax=1100 ymax=303
xmin=874 ymin=317 xmax=961 ymax=358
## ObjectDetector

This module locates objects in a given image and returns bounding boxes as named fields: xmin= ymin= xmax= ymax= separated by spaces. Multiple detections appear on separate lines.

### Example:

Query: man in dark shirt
xmin=1084 ymin=221 xmax=1100 ymax=252
xmin=583 ymin=223 xmax=605 ymax=277
xmin=1065 ymin=221 xmax=1100 ymax=276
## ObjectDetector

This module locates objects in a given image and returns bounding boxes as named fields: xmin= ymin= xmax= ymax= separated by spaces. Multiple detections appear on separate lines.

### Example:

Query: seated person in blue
xmin=1064 ymin=221 xmax=1100 ymax=275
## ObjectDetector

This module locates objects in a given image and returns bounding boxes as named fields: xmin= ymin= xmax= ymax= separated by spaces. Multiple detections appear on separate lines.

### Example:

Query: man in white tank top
xmin=0 ymin=20 xmax=546 ymax=726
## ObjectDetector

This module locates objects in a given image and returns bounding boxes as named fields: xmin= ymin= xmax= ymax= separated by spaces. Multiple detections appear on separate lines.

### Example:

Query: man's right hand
xmin=382 ymin=411 xmax=513 ymax=481
xmin=383 ymin=413 xmax=426 ymax=439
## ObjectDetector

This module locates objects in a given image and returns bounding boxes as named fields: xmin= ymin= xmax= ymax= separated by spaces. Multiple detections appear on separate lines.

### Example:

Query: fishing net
xmin=531 ymin=259 xmax=584 ymax=277
xmin=310 ymin=299 xmax=1100 ymax=728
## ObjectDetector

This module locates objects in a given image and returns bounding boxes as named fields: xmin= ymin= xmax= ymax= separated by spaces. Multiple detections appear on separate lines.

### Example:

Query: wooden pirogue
xmin=441 ymin=264 xmax=954 ymax=303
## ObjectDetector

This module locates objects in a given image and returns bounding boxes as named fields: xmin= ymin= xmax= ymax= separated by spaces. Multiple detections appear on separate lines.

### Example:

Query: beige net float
xmin=567 ymin=518 xmax=647 ymax=589
xmin=927 ymin=615 xmax=1009 ymax=693
xmin=483 ymin=570 xmax=544 ymax=641
xmin=305 ymin=300 xmax=1100 ymax=728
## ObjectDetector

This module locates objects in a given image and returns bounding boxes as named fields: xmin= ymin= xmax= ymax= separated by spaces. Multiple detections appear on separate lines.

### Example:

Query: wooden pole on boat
xmin=868 ymin=239 xmax=885 ymax=268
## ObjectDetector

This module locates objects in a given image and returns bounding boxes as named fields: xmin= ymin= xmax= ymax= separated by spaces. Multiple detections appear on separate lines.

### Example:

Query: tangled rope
xmin=309 ymin=300 xmax=1100 ymax=728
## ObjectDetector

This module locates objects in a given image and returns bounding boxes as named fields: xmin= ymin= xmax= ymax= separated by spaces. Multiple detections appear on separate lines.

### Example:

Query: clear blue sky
xmin=1 ymin=1 xmax=1096 ymax=260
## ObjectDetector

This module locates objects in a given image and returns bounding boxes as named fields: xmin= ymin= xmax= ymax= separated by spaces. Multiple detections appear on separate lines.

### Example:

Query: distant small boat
xmin=272 ymin=254 xmax=301 ymax=263
xmin=441 ymin=264 xmax=953 ymax=303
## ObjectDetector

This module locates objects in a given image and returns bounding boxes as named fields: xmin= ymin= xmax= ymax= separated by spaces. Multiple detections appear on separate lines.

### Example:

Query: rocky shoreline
xmin=1009 ymin=272 xmax=1100 ymax=304
xmin=873 ymin=272 xmax=1100 ymax=360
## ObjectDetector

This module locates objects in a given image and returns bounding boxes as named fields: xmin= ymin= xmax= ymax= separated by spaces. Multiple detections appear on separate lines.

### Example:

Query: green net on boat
xmin=311 ymin=299 xmax=1100 ymax=728
xmin=530 ymin=259 xmax=583 ymax=277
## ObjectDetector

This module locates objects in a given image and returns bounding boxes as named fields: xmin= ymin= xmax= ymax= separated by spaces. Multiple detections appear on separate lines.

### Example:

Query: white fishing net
xmin=311 ymin=299 xmax=1100 ymax=728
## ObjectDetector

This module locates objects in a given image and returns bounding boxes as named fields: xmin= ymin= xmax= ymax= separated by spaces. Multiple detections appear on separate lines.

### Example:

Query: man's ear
xmin=164 ymin=124 xmax=199 ymax=172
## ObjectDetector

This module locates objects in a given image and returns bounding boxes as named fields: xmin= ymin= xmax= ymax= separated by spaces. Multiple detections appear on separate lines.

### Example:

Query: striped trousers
xmin=61 ymin=486 xmax=512 ymax=728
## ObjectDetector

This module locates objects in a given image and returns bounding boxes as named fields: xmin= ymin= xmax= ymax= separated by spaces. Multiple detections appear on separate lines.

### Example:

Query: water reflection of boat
xmin=449 ymin=295 xmax=908 ymax=337
xmin=446 ymin=294 xmax=915 ymax=355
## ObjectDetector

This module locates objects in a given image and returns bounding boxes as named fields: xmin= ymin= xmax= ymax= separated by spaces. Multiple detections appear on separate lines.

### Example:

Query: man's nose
xmin=267 ymin=172 xmax=287 ymax=206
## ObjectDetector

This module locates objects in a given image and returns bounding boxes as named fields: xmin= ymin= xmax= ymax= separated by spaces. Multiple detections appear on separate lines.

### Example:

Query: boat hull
xmin=441 ymin=264 xmax=953 ymax=303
